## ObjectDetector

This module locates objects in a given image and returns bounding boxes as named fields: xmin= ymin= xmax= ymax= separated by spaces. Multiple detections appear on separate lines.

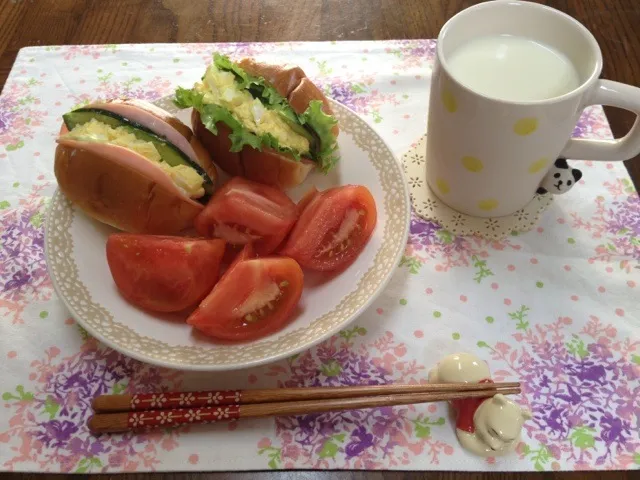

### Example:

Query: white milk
xmin=446 ymin=34 xmax=581 ymax=102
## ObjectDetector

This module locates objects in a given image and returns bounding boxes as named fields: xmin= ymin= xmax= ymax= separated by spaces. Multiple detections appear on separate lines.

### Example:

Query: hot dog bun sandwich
xmin=174 ymin=54 xmax=339 ymax=189
xmin=54 ymin=99 xmax=218 ymax=235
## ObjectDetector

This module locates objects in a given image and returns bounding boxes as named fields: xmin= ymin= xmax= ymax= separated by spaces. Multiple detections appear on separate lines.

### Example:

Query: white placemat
xmin=0 ymin=41 xmax=638 ymax=472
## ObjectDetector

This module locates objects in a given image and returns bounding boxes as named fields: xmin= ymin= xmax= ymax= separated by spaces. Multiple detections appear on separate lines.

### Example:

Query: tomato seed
xmin=243 ymin=287 xmax=286 ymax=324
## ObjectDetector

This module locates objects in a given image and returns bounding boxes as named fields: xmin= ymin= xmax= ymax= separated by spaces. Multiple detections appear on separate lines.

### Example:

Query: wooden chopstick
xmin=88 ymin=387 xmax=521 ymax=433
xmin=92 ymin=382 xmax=521 ymax=413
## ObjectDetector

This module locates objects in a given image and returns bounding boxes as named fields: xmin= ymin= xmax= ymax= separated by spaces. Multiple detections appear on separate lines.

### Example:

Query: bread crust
xmin=54 ymin=143 xmax=203 ymax=235
xmin=192 ymin=110 xmax=314 ymax=189
xmin=192 ymin=110 xmax=244 ymax=177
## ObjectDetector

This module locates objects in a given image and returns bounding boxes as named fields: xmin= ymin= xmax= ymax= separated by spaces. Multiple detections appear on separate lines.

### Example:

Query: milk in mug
xmin=426 ymin=1 xmax=640 ymax=219
xmin=446 ymin=34 xmax=581 ymax=102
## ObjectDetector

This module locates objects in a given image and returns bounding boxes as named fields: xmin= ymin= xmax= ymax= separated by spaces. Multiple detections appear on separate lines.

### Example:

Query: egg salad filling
xmin=195 ymin=66 xmax=311 ymax=154
xmin=63 ymin=119 xmax=205 ymax=198
xmin=174 ymin=53 xmax=340 ymax=172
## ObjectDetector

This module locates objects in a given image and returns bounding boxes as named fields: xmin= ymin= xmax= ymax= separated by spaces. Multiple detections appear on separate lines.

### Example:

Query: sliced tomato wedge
xmin=280 ymin=185 xmax=377 ymax=272
xmin=194 ymin=177 xmax=297 ymax=255
xmin=106 ymin=234 xmax=226 ymax=313
xmin=187 ymin=257 xmax=303 ymax=341
xmin=295 ymin=186 xmax=320 ymax=216
xmin=220 ymin=242 xmax=256 ymax=281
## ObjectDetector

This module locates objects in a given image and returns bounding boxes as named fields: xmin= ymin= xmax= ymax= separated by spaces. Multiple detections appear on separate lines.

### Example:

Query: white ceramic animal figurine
xmin=537 ymin=157 xmax=583 ymax=195
xmin=429 ymin=352 xmax=532 ymax=457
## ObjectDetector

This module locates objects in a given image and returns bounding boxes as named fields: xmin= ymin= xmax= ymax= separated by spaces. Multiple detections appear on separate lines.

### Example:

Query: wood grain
xmin=0 ymin=0 xmax=638 ymax=477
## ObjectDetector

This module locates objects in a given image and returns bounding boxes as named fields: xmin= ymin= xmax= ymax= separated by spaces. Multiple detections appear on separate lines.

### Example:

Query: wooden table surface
xmin=0 ymin=0 xmax=638 ymax=479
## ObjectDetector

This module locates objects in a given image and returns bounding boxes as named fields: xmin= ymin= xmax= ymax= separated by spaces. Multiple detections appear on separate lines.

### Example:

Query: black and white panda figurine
xmin=537 ymin=158 xmax=583 ymax=195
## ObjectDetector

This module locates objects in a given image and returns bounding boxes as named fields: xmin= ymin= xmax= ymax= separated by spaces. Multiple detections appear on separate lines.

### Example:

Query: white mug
xmin=426 ymin=0 xmax=640 ymax=218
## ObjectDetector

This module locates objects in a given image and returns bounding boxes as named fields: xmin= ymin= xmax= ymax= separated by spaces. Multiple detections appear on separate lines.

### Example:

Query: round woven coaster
xmin=402 ymin=134 xmax=553 ymax=240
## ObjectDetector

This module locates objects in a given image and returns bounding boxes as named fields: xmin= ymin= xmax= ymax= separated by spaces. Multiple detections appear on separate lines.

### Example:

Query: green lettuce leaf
xmin=300 ymin=100 xmax=339 ymax=172
xmin=174 ymin=86 xmax=301 ymax=159
xmin=175 ymin=87 xmax=261 ymax=152
xmin=173 ymin=85 xmax=202 ymax=110
xmin=213 ymin=54 xmax=297 ymax=117
xmin=212 ymin=54 xmax=253 ymax=90
xmin=214 ymin=54 xmax=307 ymax=136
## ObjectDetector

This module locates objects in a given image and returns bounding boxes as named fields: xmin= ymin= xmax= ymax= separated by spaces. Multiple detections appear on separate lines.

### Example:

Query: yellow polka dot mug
xmin=426 ymin=0 xmax=640 ymax=217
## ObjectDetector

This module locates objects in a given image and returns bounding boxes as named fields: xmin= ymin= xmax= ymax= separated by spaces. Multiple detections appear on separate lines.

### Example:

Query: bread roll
xmin=191 ymin=59 xmax=337 ymax=189
xmin=54 ymin=101 xmax=216 ymax=235
xmin=55 ymin=143 xmax=204 ymax=235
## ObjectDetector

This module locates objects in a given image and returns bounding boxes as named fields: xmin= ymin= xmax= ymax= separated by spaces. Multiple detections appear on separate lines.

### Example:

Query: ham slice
xmin=88 ymin=102 xmax=200 ymax=164
xmin=55 ymin=138 xmax=202 ymax=209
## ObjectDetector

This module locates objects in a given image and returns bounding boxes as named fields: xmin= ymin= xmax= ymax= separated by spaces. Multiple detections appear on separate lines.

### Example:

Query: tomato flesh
xmin=195 ymin=177 xmax=297 ymax=255
xmin=187 ymin=257 xmax=303 ymax=341
xmin=106 ymin=234 xmax=226 ymax=313
xmin=280 ymin=185 xmax=377 ymax=272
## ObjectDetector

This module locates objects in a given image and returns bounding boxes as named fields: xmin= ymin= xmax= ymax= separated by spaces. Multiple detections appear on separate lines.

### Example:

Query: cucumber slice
xmin=62 ymin=108 xmax=214 ymax=197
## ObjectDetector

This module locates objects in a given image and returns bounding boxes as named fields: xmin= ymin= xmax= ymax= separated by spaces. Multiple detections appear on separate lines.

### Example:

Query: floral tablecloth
xmin=0 ymin=41 xmax=638 ymax=473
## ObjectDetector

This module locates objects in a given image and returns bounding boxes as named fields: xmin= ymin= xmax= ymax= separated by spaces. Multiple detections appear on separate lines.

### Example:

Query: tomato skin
xmin=106 ymin=234 xmax=226 ymax=313
xmin=280 ymin=185 xmax=377 ymax=272
xmin=295 ymin=186 xmax=320 ymax=216
xmin=220 ymin=243 xmax=256 ymax=281
xmin=194 ymin=177 xmax=297 ymax=255
xmin=187 ymin=257 xmax=303 ymax=341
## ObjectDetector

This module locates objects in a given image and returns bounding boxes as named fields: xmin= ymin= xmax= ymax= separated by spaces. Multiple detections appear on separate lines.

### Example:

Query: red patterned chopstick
xmin=92 ymin=390 xmax=242 ymax=412
xmin=89 ymin=385 xmax=521 ymax=433
xmin=90 ymin=404 xmax=242 ymax=433
xmin=92 ymin=382 xmax=521 ymax=413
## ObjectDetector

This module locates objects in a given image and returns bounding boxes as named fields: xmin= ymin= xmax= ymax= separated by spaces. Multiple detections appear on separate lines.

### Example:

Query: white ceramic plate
xmin=45 ymin=97 xmax=410 ymax=371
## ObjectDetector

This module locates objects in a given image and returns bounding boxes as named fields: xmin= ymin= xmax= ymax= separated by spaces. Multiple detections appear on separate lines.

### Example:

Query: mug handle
xmin=561 ymin=79 xmax=640 ymax=161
